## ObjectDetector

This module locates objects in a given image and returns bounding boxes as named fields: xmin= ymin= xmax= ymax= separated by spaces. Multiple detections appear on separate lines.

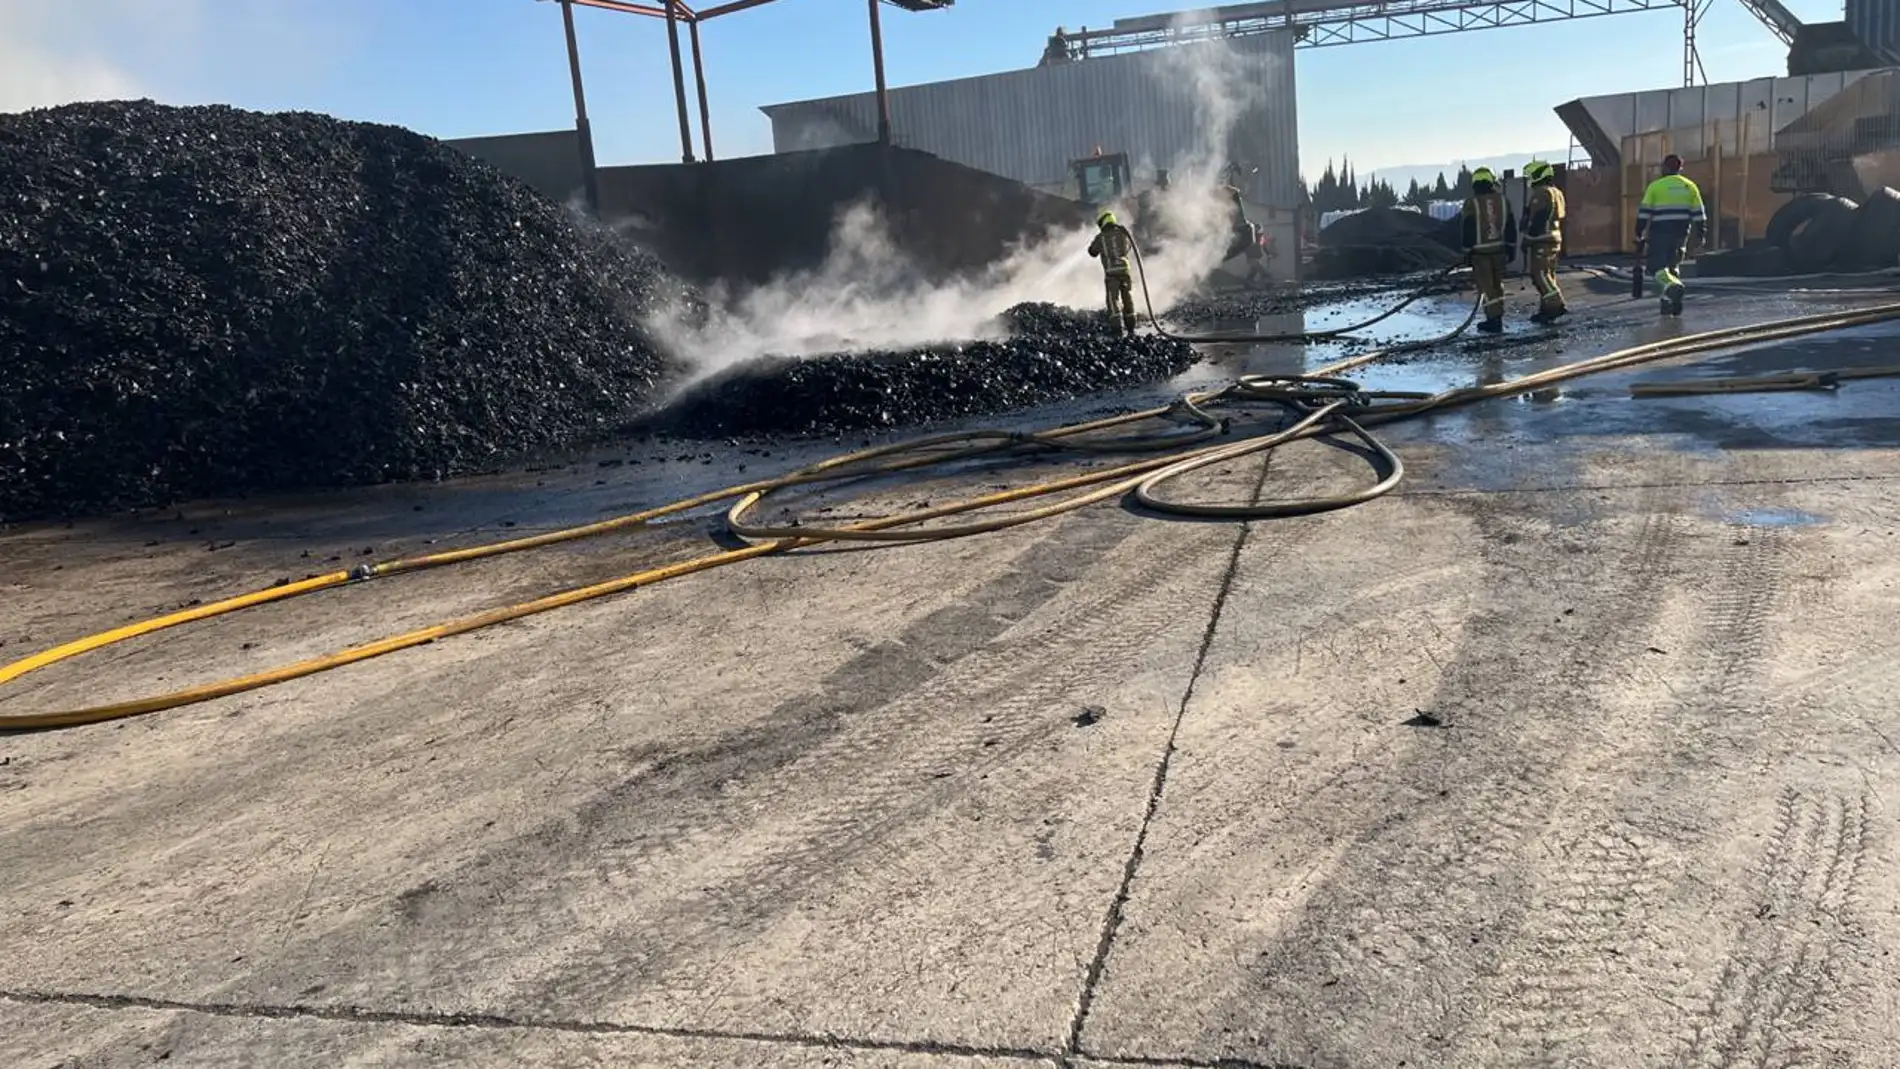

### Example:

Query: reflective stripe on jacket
xmin=1523 ymin=186 xmax=1566 ymax=245
xmin=1636 ymin=174 xmax=1706 ymax=234
xmin=1089 ymin=224 xmax=1134 ymax=275
xmin=1462 ymin=191 xmax=1513 ymax=252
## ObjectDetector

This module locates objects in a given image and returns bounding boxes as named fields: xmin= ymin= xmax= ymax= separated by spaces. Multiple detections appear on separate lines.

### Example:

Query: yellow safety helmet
xmin=1471 ymin=166 xmax=1496 ymax=185
xmin=1525 ymin=159 xmax=1555 ymax=184
xmin=1097 ymin=210 xmax=1118 ymax=228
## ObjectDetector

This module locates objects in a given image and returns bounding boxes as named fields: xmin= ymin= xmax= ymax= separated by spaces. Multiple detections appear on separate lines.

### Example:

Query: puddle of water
xmin=1726 ymin=507 xmax=1827 ymax=527
xmin=1299 ymin=298 xmax=1449 ymax=340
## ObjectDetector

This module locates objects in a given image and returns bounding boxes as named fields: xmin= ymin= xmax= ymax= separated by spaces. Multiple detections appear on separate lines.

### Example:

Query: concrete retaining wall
xmin=596 ymin=144 xmax=1092 ymax=287
xmin=444 ymin=130 xmax=587 ymax=208
xmin=442 ymin=130 xmax=1091 ymax=289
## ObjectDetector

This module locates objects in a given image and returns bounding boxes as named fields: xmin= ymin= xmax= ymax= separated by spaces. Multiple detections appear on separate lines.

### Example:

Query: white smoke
xmin=651 ymin=25 xmax=1274 ymax=378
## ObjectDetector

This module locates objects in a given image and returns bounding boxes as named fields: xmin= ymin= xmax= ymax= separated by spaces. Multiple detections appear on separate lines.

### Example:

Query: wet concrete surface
xmin=16 ymin=268 xmax=1886 ymax=555
xmin=8 ymin=268 xmax=1900 ymax=1067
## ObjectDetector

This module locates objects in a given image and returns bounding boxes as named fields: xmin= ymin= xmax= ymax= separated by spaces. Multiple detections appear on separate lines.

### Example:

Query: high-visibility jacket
xmin=1461 ymin=190 xmax=1516 ymax=253
xmin=1523 ymin=185 xmax=1566 ymax=246
xmin=1088 ymin=224 xmax=1134 ymax=276
xmin=1635 ymin=174 xmax=1705 ymax=237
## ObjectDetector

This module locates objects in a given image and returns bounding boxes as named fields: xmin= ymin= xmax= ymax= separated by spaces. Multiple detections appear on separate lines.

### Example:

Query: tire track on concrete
xmin=217 ymin=513 xmax=1271 ymax=1037
xmin=1063 ymin=503 xmax=1481 ymax=1039
xmin=1060 ymin=453 xmax=1282 ymax=1069
xmin=1171 ymin=486 xmax=1687 ymax=1067
xmin=521 ymin=518 xmax=1259 ymax=1017
xmin=1463 ymin=517 xmax=1799 ymax=1066
xmin=144 ymin=514 xmax=1131 ymax=1005
xmin=1472 ymin=821 xmax=1671 ymax=1066
xmin=1459 ymin=519 xmax=1780 ymax=1061
xmin=1630 ymin=522 xmax=1873 ymax=1067
xmin=1702 ymin=525 xmax=1792 ymax=697
xmin=1676 ymin=789 xmax=1870 ymax=1069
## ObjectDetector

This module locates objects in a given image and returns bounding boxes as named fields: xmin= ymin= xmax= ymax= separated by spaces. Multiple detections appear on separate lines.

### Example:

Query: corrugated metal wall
xmin=759 ymin=33 xmax=1300 ymax=210
xmin=1570 ymin=71 xmax=1877 ymax=160
xmin=1849 ymin=0 xmax=1900 ymax=66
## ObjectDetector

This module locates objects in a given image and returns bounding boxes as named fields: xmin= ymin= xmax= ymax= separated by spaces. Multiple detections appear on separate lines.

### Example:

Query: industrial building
xmin=760 ymin=32 xmax=1303 ymax=281
xmin=454 ymin=0 xmax=1900 ymax=269
xmin=757 ymin=33 xmax=1299 ymax=208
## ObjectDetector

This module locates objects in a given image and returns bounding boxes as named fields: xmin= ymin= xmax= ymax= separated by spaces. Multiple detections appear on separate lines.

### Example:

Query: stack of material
xmin=655 ymin=303 xmax=1200 ymax=438
xmin=1310 ymin=207 xmax=1463 ymax=280
xmin=1696 ymin=189 xmax=1900 ymax=278
xmin=0 ymin=100 xmax=698 ymax=521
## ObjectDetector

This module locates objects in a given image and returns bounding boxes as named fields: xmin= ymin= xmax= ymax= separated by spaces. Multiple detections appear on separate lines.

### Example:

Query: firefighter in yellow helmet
xmin=1088 ymin=209 xmax=1139 ymax=336
xmin=1521 ymin=160 xmax=1567 ymax=324
xmin=1460 ymin=167 xmax=1518 ymax=334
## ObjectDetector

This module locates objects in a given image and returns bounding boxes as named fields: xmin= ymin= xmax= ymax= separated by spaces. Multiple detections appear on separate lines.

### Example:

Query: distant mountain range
xmin=1359 ymin=150 xmax=1572 ymax=194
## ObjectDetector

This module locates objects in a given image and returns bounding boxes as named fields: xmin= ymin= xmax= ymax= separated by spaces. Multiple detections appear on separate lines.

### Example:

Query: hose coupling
xmin=349 ymin=563 xmax=376 ymax=582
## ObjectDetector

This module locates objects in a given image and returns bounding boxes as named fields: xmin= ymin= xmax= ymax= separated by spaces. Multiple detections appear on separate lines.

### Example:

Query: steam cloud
xmin=651 ymin=27 xmax=1273 ymax=378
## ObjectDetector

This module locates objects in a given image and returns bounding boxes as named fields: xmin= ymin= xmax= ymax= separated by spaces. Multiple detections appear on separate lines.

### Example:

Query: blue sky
xmin=0 ymin=0 xmax=1849 ymax=180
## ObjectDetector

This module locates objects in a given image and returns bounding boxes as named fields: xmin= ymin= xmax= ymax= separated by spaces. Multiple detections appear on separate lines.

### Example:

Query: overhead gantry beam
xmin=1047 ymin=0 xmax=1710 ymax=85
xmin=544 ymin=0 xmax=953 ymax=176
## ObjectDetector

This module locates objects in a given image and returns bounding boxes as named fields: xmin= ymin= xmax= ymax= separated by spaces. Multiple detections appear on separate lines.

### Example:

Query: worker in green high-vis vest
xmin=1634 ymin=154 xmax=1706 ymax=317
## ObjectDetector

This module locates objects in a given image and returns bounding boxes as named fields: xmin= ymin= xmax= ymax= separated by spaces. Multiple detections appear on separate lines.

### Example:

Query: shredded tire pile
xmin=0 ymin=99 xmax=698 ymax=521
xmin=655 ymin=303 xmax=1200 ymax=438
xmin=1311 ymin=207 xmax=1463 ymax=281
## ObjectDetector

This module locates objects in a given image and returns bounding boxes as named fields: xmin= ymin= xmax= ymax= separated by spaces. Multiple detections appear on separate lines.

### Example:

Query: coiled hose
xmin=6 ymin=297 xmax=1900 ymax=731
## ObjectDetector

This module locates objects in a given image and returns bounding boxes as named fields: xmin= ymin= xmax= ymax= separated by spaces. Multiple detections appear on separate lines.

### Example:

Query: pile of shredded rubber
xmin=1309 ymin=208 xmax=1464 ymax=281
xmin=0 ymin=99 xmax=699 ymax=521
xmin=654 ymin=303 xmax=1201 ymax=437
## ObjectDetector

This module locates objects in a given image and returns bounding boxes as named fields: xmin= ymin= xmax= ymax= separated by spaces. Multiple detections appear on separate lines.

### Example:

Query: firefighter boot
xmin=1477 ymin=317 xmax=1504 ymax=334
xmin=1655 ymin=268 xmax=1685 ymax=316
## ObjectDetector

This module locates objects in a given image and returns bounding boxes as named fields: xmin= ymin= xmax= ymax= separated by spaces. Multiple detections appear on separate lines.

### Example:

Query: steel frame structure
xmin=545 ymin=0 xmax=950 ymax=210
xmin=1049 ymin=0 xmax=1716 ymax=87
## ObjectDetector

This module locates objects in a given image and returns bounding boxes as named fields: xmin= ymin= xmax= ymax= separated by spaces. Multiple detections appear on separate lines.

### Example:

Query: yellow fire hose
xmin=1629 ymin=363 xmax=1900 ymax=397
xmin=5 ymin=300 xmax=1900 ymax=731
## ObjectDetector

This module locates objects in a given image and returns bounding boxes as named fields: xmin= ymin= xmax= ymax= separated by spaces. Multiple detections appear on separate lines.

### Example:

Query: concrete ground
xmin=5 ymin=269 xmax=1900 ymax=1068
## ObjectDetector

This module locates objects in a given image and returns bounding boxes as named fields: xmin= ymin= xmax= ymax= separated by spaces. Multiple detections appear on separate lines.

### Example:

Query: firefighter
xmin=1088 ymin=209 xmax=1139 ymax=336
xmin=1217 ymin=175 xmax=1269 ymax=285
xmin=1521 ymin=159 xmax=1567 ymax=324
xmin=1460 ymin=166 xmax=1517 ymax=334
xmin=1635 ymin=153 xmax=1706 ymax=316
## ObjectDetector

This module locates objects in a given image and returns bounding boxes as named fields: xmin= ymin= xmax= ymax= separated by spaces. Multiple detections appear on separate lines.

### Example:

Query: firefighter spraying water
xmin=1069 ymin=150 xmax=1274 ymax=298
xmin=1087 ymin=209 xmax=1141 ymax=336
